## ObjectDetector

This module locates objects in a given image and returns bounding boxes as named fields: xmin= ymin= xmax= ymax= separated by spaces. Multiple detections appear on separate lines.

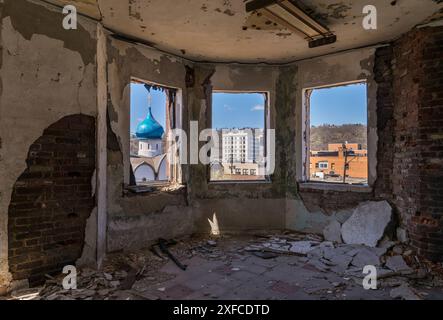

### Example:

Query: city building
xmin=211 ymin=128 xmax=265 ymax=180
xmin=310 ymin=143 xmax=368 ymax=183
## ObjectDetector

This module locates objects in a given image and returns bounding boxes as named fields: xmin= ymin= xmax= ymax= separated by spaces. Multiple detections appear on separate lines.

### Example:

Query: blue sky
xmin=130 ymin=83 xmax=366 ymax=132
xmin=310 ymin=83 xmax=367 ymax=127
xmin=130 ymin=84 xmax=166 ymax=134
xmin=131 ymin=87 xmax=266 ymax=132
xmin=212 ymin=92 xmax=265 ymax=129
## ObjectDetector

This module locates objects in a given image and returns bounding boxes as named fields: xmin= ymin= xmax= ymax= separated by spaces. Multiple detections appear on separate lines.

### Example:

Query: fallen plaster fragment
xmin=341 ymin=201 xmax=392 ymax=247
xmin=390 ymin=284 xmax=421 ymax=300
xmin=323 ymin=220 xmax=342 ymax=243
xmin=385 ymin=256 xmax=413 ymax=273
xmin=289 ymin=241 xmax=320 ymax=255
xmin=379 ymin=238 xmax=396 ymax=251
xmin=328 ymin=254 xmax=353 ymax=272
xmin=261 ymin=240 xmax=320 ymax=256
xmin=252 ymin=252 xmax=278 ymax=259
xmin=351 ymin=248 xmax=381 ymax=268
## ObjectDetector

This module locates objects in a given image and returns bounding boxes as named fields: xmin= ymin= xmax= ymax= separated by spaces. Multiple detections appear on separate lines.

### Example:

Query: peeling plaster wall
xmin=0 ymin=0 xmax=97 ymax=290
xmin=287 ymin=47 xmax=380 ymax=234
xmin=294 ymin=47 xmax=378 ymax=185
xmin=1 ymin=0 xmax=438 ymax=284
xmin=103 ymin=43 xmax=389 ymax=246
xmin=105 ymin=36 xmax=194 ymax=251
xmin=191 ymin=64 xmax=289 ymax=233
xmin=105 ymin=54 xmax=299 ymax=246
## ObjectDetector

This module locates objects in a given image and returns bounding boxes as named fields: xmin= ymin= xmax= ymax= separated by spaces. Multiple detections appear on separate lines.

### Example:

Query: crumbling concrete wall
xmin=1 ymin=2 xmax=442 ymax=292
xmin=189 ymin=64 xmax=289 ymax=233
xmin=0 ymin=0 xmax=97 ymax=291
xmin=103 ymin=43 xmax=393 ymax=245
xmin=104 ymin=54 xmax=300 ymax=243
xmin=105 ymin=36 xmax=194 ymax=251
xmin=105 ymin=43 xmax=289 ymax=247
xmin=286 ymin=48 xmax=380 ymax=233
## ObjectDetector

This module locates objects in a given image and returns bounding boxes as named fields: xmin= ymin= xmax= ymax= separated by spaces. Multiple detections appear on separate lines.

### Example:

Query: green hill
xmin=310 ymin=124 xmax=367 ymax=151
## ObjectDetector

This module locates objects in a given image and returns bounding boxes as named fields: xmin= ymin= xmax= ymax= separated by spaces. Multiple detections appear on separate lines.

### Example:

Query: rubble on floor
xmin=5 ymin=231 xmax=443 ymax=301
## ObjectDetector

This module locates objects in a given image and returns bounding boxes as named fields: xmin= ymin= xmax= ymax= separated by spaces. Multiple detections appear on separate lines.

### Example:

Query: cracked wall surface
xmin=105 ymin=35 xmax=193 ymax=251
xmin=42 ymin=0 xmax=443 ymax=63
xmin=0 ymin=0 xmax=97 ymax=290
xmin=1 ymin=0 xmax=443 ymax=291
xmin=8 ymin=115 xmax=96 ymax=286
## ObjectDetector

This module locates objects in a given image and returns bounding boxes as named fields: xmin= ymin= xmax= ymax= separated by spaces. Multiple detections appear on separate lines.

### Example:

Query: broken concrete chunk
xmin=328 ymin=253 xmax=353 ymax=270
xmin=307 ymin=259 xmax=330 ymax=272
xmin=103 ymin=273 xmax=113 ymax=281
xmin=341 ymin=201 xmax=392 ymax=247
xmin=376 ymin=267 xmax=398 ymax=279
xmin=207 ymin=240 xmax=217 ymax=247
xmin=289 ymin=241 xmax=319 ymax=255
xmin=351 ymin=248 xmax=381 ymax=268
xmin=385 ymin=256 xmax=412 ymax=273
xmin=252 ymin=251 xmax=278 ymax=259
xmin=390 ymin=284 xmax=421 ymax=300
xmin=378 ymin=238 xmax=396 ymax=251
xmin=323 ymin=220 xmax=342 ymax=243
xmin=392 ymin=245 xmax=403 ymax=255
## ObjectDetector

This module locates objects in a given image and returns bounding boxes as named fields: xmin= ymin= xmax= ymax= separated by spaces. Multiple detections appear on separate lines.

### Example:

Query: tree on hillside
xmin=310 ymin=124 xmax=367 ymax=151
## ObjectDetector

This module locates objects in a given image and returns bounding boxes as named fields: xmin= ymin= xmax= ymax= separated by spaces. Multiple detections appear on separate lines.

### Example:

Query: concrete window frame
xmin=209 ymin=90 xmax=272 ymax=184
xmin=299 ymin=80 xmax=375 ymax=192
xmin=129 ymin=77 xmax=184 ymax=188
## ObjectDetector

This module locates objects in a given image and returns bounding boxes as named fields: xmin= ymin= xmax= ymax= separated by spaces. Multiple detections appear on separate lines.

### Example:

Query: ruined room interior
xmin=0 ymin=0 xmax=443 ymax=302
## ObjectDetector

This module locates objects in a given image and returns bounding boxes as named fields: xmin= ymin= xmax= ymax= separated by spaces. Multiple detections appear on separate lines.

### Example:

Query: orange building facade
xmin=309 ymin=143 xmax=368 ymax=183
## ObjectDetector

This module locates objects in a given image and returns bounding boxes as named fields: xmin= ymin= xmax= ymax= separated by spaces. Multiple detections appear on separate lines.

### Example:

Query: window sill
xmin=298 ymin=182 xmax=372 ymax=193
xmin=208 ymin=179 xmax=271 ymax=185
xmin=124 ymin=183 xmax=186 ymax=196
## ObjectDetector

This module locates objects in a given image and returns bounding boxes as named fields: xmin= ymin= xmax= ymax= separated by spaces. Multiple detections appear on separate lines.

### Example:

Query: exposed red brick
xmin=8 ymin=114 xmax=96 ymax=285
xmin=392 ymin=26 xmax=443 ymax=261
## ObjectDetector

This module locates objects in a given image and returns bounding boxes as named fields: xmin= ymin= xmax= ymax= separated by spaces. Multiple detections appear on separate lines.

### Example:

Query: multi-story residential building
xmin=211 ymin=128 xmax=265 ymax=180
xmin=219 ymin=128 xmax=264 ymax=164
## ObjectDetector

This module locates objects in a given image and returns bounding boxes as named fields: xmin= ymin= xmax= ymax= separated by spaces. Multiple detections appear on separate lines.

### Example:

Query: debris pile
xmin=242 ymin=230 xmax=443 ymax=300
xmin=5 ymin=231 xmax=443 ymax=301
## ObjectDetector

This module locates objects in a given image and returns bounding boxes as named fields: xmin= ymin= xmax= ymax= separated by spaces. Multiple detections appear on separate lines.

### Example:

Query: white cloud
xmin=251 ymin=104 xmax=265 ymax=111
xmin=224 ymin=104 xmax=233 ymax=111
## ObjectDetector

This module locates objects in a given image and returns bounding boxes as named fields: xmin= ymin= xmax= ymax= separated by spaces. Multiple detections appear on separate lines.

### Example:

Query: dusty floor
xmin=4 ymin=232 xmax=443 ymax=300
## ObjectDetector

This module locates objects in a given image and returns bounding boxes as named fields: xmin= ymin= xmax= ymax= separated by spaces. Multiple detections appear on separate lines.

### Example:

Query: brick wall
xmin=374 ymin=46 xmax=395 ymax=200
xmin=298 ymin=27 xmax=443 ymax=262
xmin=299 ymin=188 xmax=373 ymax=215
xmin=8 ymin=115 xmax=96 ymax=285
xmin=392 ymin=26 xmax=443 ymax=261
xmin=391 ymin=30 xmax=422 ymax=224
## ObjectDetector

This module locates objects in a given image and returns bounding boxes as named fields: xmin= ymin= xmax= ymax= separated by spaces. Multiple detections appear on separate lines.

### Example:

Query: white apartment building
xmin=219 ymin=128 xmax=264 ymax=164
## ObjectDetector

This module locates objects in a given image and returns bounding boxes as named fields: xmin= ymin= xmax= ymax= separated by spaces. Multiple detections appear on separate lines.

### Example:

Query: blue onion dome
xmin=136 ymin=107 xmax=164 ymax=139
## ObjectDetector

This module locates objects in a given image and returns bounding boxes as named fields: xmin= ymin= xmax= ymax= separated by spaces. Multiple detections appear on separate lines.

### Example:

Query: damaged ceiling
xmin=37 ymin=0 xmax=443 ymax=63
